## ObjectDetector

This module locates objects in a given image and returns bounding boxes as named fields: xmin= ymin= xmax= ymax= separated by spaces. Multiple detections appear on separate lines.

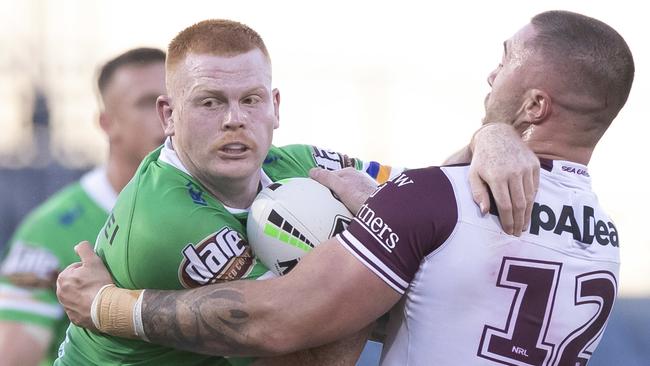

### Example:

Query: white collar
xmin=79 ymin=166 xmax=118 ymax=212
xmin=159 ymin=137 xmax=191 ymax=176
xmin=542 ymin=159 xmax=592 ymax=188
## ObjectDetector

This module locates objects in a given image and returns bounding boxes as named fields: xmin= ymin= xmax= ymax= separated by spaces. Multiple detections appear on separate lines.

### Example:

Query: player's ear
xmin=524 ymin=88 xmax=551 ymax=125
xmin=157 ymin=95 xmax=175 ymax=136
xmin=98 ymin=111 xmax=110 ymax=133
xmin=98 ymin=110 xmax=117 ymax=139
xmin=272 ymin=88 xmax=280 ymax=129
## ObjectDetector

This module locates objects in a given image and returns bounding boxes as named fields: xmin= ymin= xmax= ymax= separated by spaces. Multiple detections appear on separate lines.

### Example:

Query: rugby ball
xmin=247 ymin=177 xmax=353 ymax=275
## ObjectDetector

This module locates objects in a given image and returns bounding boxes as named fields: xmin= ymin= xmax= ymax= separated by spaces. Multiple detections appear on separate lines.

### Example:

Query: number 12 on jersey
xmin=478 ymin=257 xmax=616 ymax=366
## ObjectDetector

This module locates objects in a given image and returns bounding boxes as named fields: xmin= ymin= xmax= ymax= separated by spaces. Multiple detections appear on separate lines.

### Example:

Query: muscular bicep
xmin=270 ymin=238 xmax=400 ymax=352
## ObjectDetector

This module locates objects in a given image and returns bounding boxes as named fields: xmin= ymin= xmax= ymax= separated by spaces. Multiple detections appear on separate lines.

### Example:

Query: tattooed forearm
xmin=142 ymin=285 xmax=264 ymax=356
xmin=141 ymin=284 xmax=366 ymax=364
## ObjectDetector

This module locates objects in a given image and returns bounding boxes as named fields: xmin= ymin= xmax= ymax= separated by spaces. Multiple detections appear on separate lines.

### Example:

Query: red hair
xmin=167 ymin=19 xmax=270 ymax=72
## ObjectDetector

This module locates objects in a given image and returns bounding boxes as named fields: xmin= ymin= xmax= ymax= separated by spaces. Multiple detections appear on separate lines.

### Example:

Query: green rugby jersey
xmin=0 ymin=168 xmax=116 ymax=365
xmin=56 ymin=141 xmax=398 ymax=366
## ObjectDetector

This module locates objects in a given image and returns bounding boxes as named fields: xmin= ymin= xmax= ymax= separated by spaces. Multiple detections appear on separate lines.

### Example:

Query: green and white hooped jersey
xmin=55 ymin=139 xmax=400 ymax=366
xmin=0 ymin=167 xmax=116 ymax=365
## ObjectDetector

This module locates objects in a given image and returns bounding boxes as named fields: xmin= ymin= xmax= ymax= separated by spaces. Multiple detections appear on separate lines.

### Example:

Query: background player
xmin=57 ymin=10 xmax=633 ymax=366
xmin=0 ymin=47 xmax=166 ymax=366
xmin=54 ymin=19 xmax=538 ymax=366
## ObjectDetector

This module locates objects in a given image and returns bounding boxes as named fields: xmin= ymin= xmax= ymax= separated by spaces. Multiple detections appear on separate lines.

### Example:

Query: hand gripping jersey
xmin=55 ymin=141 xmax=398 ymax=366
xmin=0 ymin=168 xmax=116 ymax=365
xmin=338 ymin=160 xmax=619 ymax=366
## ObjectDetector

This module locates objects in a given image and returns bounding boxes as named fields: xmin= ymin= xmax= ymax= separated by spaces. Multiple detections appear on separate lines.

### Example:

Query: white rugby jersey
xmin=338 ymin=160 xmax=619 ymax=366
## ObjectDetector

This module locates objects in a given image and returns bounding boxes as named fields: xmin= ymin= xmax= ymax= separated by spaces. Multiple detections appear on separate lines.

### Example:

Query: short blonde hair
xmin=167 ymin=19 xmax=270 ymax=72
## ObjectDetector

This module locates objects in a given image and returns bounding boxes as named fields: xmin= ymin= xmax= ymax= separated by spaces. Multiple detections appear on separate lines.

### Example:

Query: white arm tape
xmin=133 ymin=289 xmax=149 ymax=341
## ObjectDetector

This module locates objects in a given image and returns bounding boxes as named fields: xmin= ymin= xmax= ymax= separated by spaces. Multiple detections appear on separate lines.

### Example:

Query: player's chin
xmin=214 ymin=158 xmax=262 ymax=180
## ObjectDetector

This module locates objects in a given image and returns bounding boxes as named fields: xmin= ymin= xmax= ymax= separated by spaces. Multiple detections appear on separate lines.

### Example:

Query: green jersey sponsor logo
xmin=179 ymin=227 xmax=256 ymax=288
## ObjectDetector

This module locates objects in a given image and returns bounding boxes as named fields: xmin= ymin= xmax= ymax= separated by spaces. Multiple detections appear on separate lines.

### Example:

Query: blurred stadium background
xmin=1 ymin=1 xmax=647 ymax=365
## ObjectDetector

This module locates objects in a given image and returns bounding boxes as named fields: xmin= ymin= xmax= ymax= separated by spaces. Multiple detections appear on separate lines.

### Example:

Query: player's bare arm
xmin=445 ymin=123 xmax=539 ymax=236
xmin=145 ymin=239 xmax=396 ymax=356
xmin=308 ymin=167 xmax=378 ymax=214
xmin=58 ymin=239 xmax=398 ymax=357
xmin=250 ymin=326 xmax=372 ymax=366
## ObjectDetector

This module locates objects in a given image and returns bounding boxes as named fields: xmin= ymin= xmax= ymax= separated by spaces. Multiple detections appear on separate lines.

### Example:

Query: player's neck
xmin=198 ymin=172 xmax=261 ymax=210
xmin=105 ymin=153 xmax=139 ymax=194
xmin=525 ymin=117 xmax=600 ymax=166
xmin=527 ymin=140 xmax=593 ymax=166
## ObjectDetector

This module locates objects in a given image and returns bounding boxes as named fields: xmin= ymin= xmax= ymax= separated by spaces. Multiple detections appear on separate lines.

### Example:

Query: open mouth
xmin=219 ymin=143 xmax=249 ymax=156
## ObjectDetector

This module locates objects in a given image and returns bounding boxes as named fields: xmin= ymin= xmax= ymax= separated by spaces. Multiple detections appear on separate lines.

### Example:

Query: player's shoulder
xmin=116 ymin=148 xmax=203 ymax=212
xmin=125 ymin=164 xmax=223 ymax=222
xmin=386 ymin=166 xmax=458 ymax=191
xmin=262 ymin=144 xmax=314 ymax=179
xmin=364 ymin=166 xmax=460 ymax=237
xmin=0 ymin=185 xmax=88 ymax=286
xmin=109 ymin=145 xmax=246 ymax=243
xmin=266 ymin=144 xmax=313 ymax=163
xmin=3 ymin=178 xmax=110 ymax=277
xmin=377 ymin=165 xmax=481 ymax=218
xmin=20 ymin=181 xmax=85 ymax=221
xmin=367 ymin=166 xmax=458 ymax=221
xmin=10 ymin=181 xmax=99 ymax=239
xmin=267 ymin=144 xmax=363 ymax=176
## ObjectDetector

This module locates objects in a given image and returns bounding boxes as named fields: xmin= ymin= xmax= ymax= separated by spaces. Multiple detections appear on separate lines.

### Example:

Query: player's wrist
xmin=90 ymin=284 xmax=114 ymax=330
xmin=469 ymin=122 xmax=514 ymax=153
xmin=91 ymin=284 xmax=145 ymax=340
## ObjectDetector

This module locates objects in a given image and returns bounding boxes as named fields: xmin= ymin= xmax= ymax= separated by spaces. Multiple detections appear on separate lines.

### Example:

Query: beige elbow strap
xmin=91 ymin=284 xmax=146 ymax=340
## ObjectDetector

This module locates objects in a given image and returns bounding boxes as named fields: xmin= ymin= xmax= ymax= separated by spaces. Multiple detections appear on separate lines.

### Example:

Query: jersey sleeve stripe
xmin=337 ymin=231 xmax=407 ymax=294
xmin=376 ymin=165 xmax=391 ymax=184
xmin=340 ymin=230 xmax=409 ymax=288
xmin=365 ymin=162 xmax=380 ymax=179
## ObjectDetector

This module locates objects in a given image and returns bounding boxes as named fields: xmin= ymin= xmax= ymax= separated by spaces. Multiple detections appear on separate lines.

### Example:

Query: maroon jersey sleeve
xmin=337 ymin=167 xmax=458 ymax=294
